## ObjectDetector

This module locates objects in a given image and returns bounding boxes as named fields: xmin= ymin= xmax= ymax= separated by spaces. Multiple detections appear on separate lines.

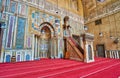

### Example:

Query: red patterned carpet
xmin=0 ymin=58 xmax=120 ymax=78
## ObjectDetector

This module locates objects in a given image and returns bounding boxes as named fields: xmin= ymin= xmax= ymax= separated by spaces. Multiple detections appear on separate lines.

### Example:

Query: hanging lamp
xmin=56 ymin=0 xmax=58 ymax=14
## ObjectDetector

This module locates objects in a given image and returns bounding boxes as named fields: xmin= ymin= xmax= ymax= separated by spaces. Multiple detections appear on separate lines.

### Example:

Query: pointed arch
xmin=40 ymin=22 xmax=55 ymax=36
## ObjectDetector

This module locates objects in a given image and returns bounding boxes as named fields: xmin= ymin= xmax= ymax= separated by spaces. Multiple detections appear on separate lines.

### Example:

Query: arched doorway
xmin=88 ymin=45 xmax=92 ymax=60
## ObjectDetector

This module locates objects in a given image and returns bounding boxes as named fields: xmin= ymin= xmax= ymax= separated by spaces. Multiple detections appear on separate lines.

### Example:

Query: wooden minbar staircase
xmin=64 ymin=37 xmax=84 ymax=61
xmin=64 ymin=33 xmax=94 ymax=63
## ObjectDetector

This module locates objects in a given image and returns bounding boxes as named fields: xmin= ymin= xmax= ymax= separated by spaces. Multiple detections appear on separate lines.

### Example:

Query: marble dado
xmin=13 ymin=0 xmax=84 ymax=24
xmin=3 ymin=50 xmax=32 ymax=62
xmin=85 ymin=0 xmax=120 ymax=24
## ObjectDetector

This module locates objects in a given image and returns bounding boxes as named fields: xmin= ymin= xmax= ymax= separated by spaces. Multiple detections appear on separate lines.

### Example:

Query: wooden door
xmin=96 ymin=44 xmax=105 ymax=57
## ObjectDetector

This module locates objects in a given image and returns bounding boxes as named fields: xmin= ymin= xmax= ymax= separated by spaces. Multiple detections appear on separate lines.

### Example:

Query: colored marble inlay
xmin=18 ymin=3 xmax=27 ymax=15
xmin=26 ymin=54 xmax=30 ymax=61
xmin=7 ymin=15 xmax=15 ymax=48
xmin=10 ymin=1 xmax=16 ymax=13
xmin=32 ymin=13 xmax=35 ymax=18
xmin=0 ymin=13 xmax=1 ymax=19
xmin=5 ymin=0 xmax=10 ymax=12
xmin=28 ymin=37 xmax=31 ymax=48
xmin=21 ymin=4 xmax=26 ymax=15
xmin=6 ymin=55 xmax=11 ymax=62
xmin=17 ymin=55 xmax=20 ymax=61
xmin=0 ymin=0 xmax=2 ymax=10
xmin=16 ymin=17 xmax=26 ymax=49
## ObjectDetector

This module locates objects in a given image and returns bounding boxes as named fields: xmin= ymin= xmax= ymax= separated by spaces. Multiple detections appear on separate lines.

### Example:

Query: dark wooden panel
xmin=0 ymin=27 xmax=4 ymax=56
xmin=97 ymin=44 xmax=105 ymax=57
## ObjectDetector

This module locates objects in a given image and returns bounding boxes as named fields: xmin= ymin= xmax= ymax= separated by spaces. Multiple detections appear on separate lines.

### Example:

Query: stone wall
xmin=86 ymin=11 xmax=120 ymax=52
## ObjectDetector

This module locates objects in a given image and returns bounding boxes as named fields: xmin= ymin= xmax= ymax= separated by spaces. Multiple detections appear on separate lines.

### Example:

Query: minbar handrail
xmin=66 ymin=37 xmax=84 ymax=60
xmin=68 ymin=37 xmax=84 ymax=54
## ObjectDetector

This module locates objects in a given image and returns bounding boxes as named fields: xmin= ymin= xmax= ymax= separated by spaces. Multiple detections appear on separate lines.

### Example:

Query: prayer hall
xmin=0 ymin=0 xmax=120 ymax=78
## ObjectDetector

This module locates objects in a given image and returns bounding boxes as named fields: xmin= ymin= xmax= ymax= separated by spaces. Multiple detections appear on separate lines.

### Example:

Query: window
xmin=95 ymin=19 xmax=102 ymax=25
xmin=97 ymin=0 xmax=105 ymax=2
xmin=70 ymin=0 xmax=79 ymax=11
